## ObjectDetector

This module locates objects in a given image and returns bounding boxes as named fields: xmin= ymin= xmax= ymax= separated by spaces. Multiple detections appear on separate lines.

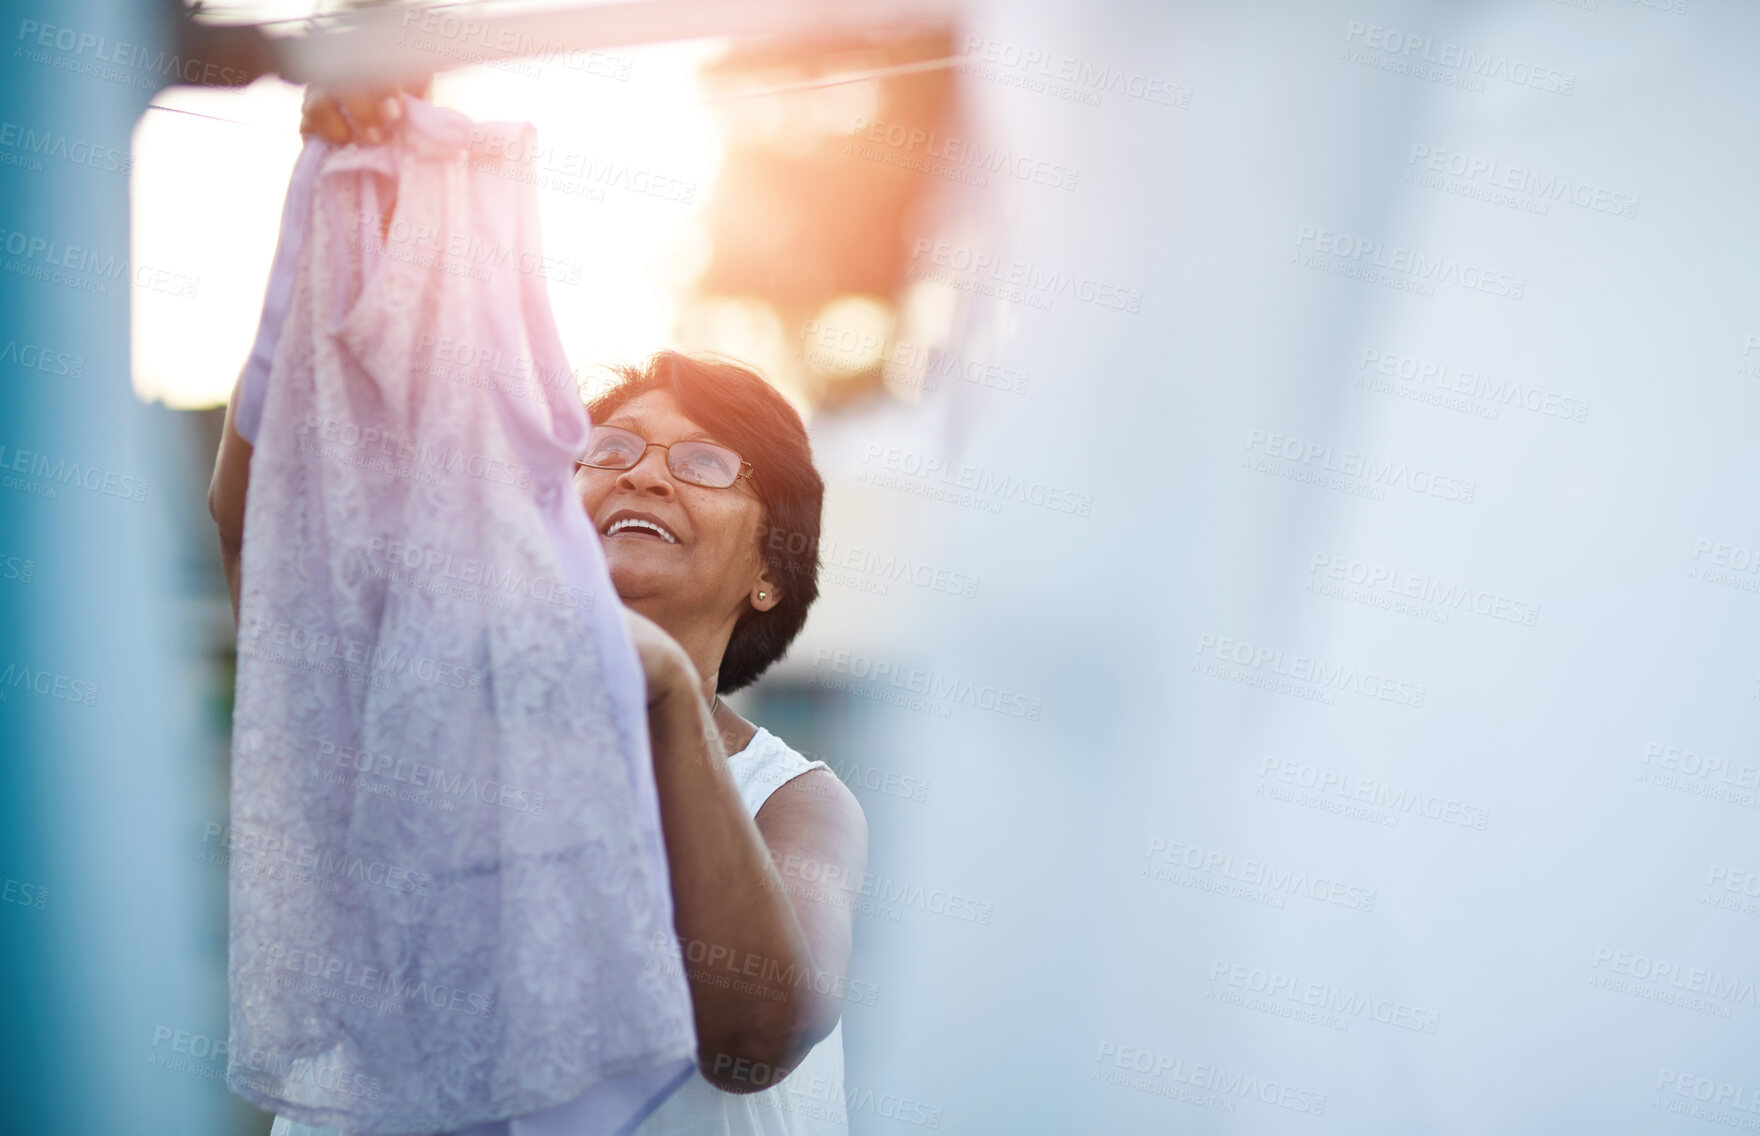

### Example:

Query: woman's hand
xmin=299 ymin=78 xmax=432 ymax=145
xmin=622 ymin=605 xmax=702 ymax=710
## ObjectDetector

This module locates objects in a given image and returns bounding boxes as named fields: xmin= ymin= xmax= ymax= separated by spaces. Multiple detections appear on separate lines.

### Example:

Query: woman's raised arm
xmin=207 ymin=373 xmax=252 ymax=625
xmin=625 ymin=609 xmax=869 ymax=1094
xmin=209 ymin=79 xmax=436 ymax=625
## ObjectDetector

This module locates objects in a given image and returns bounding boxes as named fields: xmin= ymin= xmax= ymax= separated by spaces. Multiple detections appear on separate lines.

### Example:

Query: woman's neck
xmin=639 ymin=602 xmax=758 ymax=754
xmin=708 ymin=692 xmax=760 ymax=757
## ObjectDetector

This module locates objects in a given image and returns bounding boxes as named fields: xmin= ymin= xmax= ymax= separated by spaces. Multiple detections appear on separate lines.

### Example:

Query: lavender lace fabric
xmin=226 ymin=97 xmax=695 ymax=1135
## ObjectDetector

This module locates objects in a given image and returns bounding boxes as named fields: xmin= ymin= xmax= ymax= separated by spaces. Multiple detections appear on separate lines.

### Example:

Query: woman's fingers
xmin=300 ymin=80 xmax=433 ymax=145
xmin=340 ymin=88 xmax=398 ymax=145
xmin=300 ymin=85 xmax=422 ymax=146
xmin=299 ymin=86 xmax=354 ymax=144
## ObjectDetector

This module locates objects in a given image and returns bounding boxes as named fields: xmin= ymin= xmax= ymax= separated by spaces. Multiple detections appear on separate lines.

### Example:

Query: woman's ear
xmin=750 ymin=564 xmax=783 ymax=613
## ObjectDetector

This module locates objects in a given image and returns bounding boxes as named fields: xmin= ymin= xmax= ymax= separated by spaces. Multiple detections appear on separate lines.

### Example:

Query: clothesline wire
xmin=705 ymin=52 xmax=963 ymax=103
xmin=146 ymin=50 xmax=965 ymax=125
xmin=192 ymin=0 xmax=602 ymax=30
xmin=143 ymin=102 xmax=251 ymax=123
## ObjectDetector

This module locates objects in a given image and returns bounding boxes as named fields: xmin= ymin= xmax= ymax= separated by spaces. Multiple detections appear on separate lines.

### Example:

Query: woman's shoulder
xmin=725 ymin=727 xmax=835 ymax=817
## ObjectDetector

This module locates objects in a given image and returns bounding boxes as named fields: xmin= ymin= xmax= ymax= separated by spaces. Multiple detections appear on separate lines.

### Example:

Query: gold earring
xmin=758 ymin=591 xmax=767 ymax=600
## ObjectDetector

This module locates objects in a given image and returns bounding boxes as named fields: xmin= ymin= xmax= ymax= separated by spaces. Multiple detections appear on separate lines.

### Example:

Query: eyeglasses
xmin=575 ymin=424 xmax=755 ymax=490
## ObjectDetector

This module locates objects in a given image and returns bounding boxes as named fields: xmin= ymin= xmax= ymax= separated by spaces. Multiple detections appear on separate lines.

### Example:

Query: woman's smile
xmin=601 ymin=508 xmax=682 ymax=544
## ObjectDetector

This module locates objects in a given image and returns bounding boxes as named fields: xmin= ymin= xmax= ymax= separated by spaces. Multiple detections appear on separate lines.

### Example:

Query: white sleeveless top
xmin=271 ymin=726 xmax=849 ymax=1136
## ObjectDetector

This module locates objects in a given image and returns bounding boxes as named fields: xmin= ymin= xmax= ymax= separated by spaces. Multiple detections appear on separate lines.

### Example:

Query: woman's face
xmin=574 ymin=388 xmax=775 ymax=633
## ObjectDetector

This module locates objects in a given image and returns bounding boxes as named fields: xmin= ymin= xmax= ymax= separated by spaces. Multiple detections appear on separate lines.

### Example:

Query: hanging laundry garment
xmin=270 ymin=728 xmax=852 ymax=1136
xmin=226 ymin=95 xmax=696 ymax=1136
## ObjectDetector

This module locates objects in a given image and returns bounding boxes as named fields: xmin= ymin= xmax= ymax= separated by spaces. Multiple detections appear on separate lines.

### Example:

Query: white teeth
xmin=606 ymin=518 xmax=677 ymax=544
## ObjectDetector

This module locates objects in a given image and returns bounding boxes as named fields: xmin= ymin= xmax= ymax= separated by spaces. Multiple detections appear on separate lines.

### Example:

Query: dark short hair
xmin=585 ymin=350 xmax=823 ymax=693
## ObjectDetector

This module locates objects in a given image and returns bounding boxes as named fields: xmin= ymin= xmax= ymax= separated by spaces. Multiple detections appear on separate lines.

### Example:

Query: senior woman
xmin=206 ymin=89 xmax=868 ymax=1136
